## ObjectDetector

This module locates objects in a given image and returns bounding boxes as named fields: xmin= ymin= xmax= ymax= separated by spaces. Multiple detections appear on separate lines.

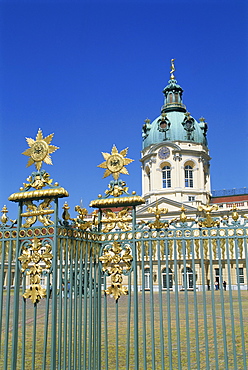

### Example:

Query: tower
xmin=139 ymin=61 xmax=211 ymax=216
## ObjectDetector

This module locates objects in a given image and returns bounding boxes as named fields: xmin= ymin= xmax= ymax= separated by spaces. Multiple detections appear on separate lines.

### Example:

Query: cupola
xmin=161 ymin=59 xmax=186 ymax=113
xmin=142 ymin=60 xmax=208 ymax=149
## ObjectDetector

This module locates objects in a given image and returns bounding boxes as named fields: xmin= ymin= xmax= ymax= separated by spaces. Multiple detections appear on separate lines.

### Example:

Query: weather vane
xmin=170 ymin=58 xmax=176 ymax=79
xmin=97 ymin=145 xmax=133 ymax=180
xmin=22 ymin=128 xmax=59 ymax=171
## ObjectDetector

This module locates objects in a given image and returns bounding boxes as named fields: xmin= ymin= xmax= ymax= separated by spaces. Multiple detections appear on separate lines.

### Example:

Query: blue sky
xmin=0 ymin=0 xmax=247 ymax=218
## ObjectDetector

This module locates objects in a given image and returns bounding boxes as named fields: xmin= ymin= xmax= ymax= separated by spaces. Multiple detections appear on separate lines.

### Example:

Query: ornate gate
xmin=0 ymin=131 xmax=247 ymax=369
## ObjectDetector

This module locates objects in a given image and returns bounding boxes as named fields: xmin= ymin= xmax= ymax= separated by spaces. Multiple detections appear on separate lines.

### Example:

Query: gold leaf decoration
xmin=99 ymin=241 xmax=133 ymax=301
xmin=18 ymin=238 xmax=53 ymax=304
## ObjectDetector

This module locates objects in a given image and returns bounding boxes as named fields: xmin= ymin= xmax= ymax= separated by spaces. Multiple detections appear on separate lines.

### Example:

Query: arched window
xmin=185 ymin=165 xmax=193 ymax=188
xmin=162 ymin=267 xmax=173 ymax=289
xmin=147 ymin=171 xmax=151 ymax=191
xmin=145 ymin=166 xmax=151 ymax=192
xmin=162 ymin=165 xmax=171 ymax=188
xmin=144 ymin=268 xmax=150 ymax=289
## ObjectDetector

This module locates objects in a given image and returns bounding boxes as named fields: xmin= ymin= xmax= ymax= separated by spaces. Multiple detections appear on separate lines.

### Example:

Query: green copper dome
xmin=142 ymin=73 xmax=208 ymax=149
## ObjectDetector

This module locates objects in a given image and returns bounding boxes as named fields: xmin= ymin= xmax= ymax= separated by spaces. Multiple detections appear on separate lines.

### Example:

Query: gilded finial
xmin=1 ymin=205 xmax=8 ymax=224
xmin=62 ymin=202 xmax=71 ymax=221
xmin=170 ymin=59 xmax=176 ymax=79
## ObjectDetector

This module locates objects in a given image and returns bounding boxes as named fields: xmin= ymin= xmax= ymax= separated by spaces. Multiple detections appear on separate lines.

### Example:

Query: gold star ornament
xmin=22 ymin=129 xmax=59 ymax=171
xmin=97 ymin=145 xmax=134 ymax=180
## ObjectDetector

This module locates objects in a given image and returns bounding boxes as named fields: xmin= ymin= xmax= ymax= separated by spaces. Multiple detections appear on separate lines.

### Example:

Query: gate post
xmin=8 ymin=129 xmax=69 ymax=369
xmin=90 ymin=145 xmax=145 ymax=369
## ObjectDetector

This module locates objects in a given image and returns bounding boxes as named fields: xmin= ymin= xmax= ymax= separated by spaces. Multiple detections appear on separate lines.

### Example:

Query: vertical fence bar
xmin=149 ymin=239 xmax=156 ymax=370
xmin=21 ymin=271 xmax=27 ymax=370
xmin=225 ymin=237 xmax=237 ymax=369
xmin=97 ymin=245 xmax=102 ymax=370
xmin=165 ymin=239 xmax=172 ymax=370
xmin=141 ymin=240 xmax=147 ymax=370
xmin=73 ymin=240 xmax=79 ymax=370
xmin=182 ymin=238 xmax=191 ymax=369
xmin=11 ymin=202 xmax=23 ymax=369
xmin=83 ymin=241 xmax=89 ymax=370
xmin=191 ymin=238 xmax=200 ymax=370
xmin=208 ymin=236 xmax=219 ymax=370
xmin=234 ymin=237 xmax=247 ymax=369
xmin=125 ymin=273 xmax=132 ymax=369
xmin=103 ymin=271 xmax=108 ymax=370
xmin=31 ymin=303 xmax=37 ymax=370
xmin=42 ymin=273 xmax=51 ymax=370
xmin=0 ymin=239 xmax=7 ymax=349
xmin=132 ymin=206 xmax=139 ymax=370
xmin=50 ymin=198 xmax=59 ymax=370
xmin=4 ymin=240 xmax=13 ymax=370
xmin=68 ymin=239 xmax=73 ymax=369
xmin=78 ymin=239 xmax=84 ymax=370
xmin=157 ymin=239 xmax=165 ymax=370
xmin=115 ymin=301 xmax=119 ymax=370
xmin=217 ymin=238 xmax=228 ymax=369
xmin=88 ymin=243 xmax=93 ymax=369
xmin=244 ymin=238 xmax=248 ymax=291
xmin=63 ymin=237 xmax=69 ymax=370
xmin=199 ymin=234 xmax=210 ymax=369
xmin=57 ymin=238 xmax=64 ymax=370
xmin=93 ymin=249 xmax=97 ymax=370
xmin=173 ymin=238 xmax=181 ymax=370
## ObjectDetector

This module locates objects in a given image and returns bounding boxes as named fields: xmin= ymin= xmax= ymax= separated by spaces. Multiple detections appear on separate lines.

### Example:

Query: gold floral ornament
xmin=230 ymin=204 xmax=239 ymax=222
xmin=148 ymin=203 xmax=168 ymax=229
xmin=99 ymin=241 xmax=133 ymax=301
xmin=105 ymin=180 xmax=129 ymax=197
xmin=22 ymin=170 xmax=53 ymax=191
xmin=61 ymin=202 xmax=97 ymax=230
xmin=21 ymin=198 xmax=54 ymax=227
xmin=22 ymin=128 xmax=59 ymax=171
xmin=170 ymin=205 xmax=195 ymax=224
xmin=198 ymin=204 xmax=220 ymax=228
xmin=97 ymin=145 xmax=134 ymax=180
xmin=102 ymin=208 xmax=132 ymax=232
xmin=18 ymin=238 xmax=53 ymax=303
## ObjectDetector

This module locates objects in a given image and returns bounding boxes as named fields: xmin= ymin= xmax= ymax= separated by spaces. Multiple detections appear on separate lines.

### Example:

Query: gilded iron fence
xmin=0 ymin=217 xmax=247 ymax=369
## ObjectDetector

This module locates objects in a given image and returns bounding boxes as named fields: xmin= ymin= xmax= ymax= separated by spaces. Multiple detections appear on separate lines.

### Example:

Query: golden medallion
xmin=30 ymin=141 xmax=49 ymax=162
xmin=22 ymin=128 xmax=59 ymax=171
xmin=97 ymin=145 xmax=133 ymax=180
xmin=106 ymin=154 xmax=124 ymax=173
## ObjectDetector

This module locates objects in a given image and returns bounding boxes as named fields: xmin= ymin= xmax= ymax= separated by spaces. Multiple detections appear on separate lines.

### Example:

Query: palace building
xmin=133 ymin=61 xmax=248 ymax=292
xmin=137 ymin=61 xmax=248 ymax=222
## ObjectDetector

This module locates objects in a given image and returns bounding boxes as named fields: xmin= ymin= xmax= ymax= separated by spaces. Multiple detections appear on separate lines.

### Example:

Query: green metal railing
xmin=0 ymin=213 xmax=248 ymax=369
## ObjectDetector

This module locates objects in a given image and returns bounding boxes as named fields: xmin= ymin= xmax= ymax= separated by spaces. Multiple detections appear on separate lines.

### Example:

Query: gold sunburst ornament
xmin=22 ymin=129 xmax=59 ymax=171
xmin=97 ymin=145 xmax=134 ymax=180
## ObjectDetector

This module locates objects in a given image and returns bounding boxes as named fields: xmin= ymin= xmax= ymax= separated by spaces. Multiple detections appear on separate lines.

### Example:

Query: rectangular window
xmin=237 ymin=267 xmax=244 ymax=283
xmin=40 ymin=276 xmax=46 ymax=286
xmin=185 ymin=166 xmax=193 ymax=188
xmin=188 ymin=196 xmax=195 ymax=201
xmin=162 ymin=167 xmax=171 ymax=188
xmin=215 ymin=268 xmax=220 ymax=277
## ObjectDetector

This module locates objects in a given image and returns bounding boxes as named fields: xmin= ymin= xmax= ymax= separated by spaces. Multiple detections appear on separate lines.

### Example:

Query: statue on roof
xmin=170 ymin=58 xmax=175 ymax=79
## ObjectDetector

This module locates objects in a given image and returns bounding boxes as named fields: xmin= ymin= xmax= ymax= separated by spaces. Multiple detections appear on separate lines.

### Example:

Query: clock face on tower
xmin=158 ymin=146 xmax=170 ymax=160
